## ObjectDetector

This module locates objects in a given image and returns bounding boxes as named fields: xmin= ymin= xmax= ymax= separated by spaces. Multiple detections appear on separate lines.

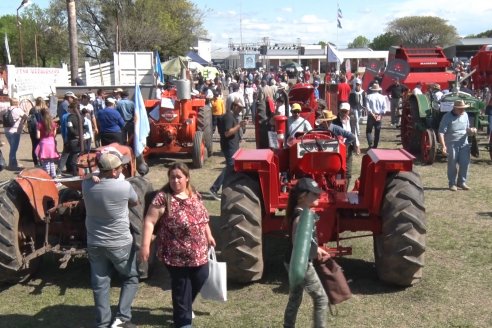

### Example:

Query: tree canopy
xmin=386 ymin=16 xmax=459 ymax=47
xmin=348 ymin=36 xmax=370 ymax=49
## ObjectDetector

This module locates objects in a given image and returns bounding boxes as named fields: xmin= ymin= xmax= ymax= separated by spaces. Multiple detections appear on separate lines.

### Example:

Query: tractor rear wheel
xmin=401 ymin=97 xmax=421 ymax=154
xmin=198 ymin=105 xmax=213 ymax=157
xmin=218 ymin=173 xmax=263 ymax=283
xmin=128 ymin=177 xmax=154 ymax=279
xmin=374 ymin=171 xmax=426 ymax=287
xmin=0 ymin=181 xmax=40 ymax=284
xmin=420 ymin=128 xmax=437 ymax=165
xmin=192 ymin=131 xmax=206 ymax=168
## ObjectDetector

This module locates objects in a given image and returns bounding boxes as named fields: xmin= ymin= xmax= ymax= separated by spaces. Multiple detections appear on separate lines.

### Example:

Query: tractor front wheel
xmin=192 ymin=131 xmax=206 ymax=168
xmin=400 ymin=96 xmax=421 ymax=154
xmin=218 ymin=173 xmax=263 ymax=283
xmin=374 ymin=171 xmax=426 ymax=287
xmin=420 ymin=129 xmax=437 ymax=165
xmin=198 ymin=105 xmax=213 ymax=156
xmin=0 ymin=181 xmax=40 ymax=284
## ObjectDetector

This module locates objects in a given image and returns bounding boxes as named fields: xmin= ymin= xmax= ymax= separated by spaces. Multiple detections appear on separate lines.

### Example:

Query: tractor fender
xmin=15 ymin=168 xmax=59 ymax=222
xmin=289 ymin=208 xmax=315 ymax=290
xmin=412 ymin=94 xmax=431 ymax=119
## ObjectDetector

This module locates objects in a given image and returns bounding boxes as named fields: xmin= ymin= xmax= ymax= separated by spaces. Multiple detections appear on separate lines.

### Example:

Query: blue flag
xmin=155 ymin=50 xmax=164 ymax=84
xmin=133 ymin=83 xmax=150 ymax=157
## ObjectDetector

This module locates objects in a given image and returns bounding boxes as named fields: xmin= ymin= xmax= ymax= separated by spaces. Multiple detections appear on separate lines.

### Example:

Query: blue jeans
xmin=5 ymin=131 xmax=21 ymax=167
xmin=366 ymin=115 xmax=382 ymax=148
xmin=211 ymin=144 xmax=235 ymax=192
xmin=87 ymin=243 xmax=139 ymax=328
xmin=446 ymin=142 xmax=471 ymax=187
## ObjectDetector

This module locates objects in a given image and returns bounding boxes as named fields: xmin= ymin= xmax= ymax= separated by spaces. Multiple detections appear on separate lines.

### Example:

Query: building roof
xmin=452 ymin=38 xmax=492 ymax=46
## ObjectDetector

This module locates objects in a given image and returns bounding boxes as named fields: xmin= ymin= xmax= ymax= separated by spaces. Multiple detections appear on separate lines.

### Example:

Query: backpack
xmin=2 ymin=109 xmax=15 ymax=128
xmin=27 ymin=111 xmax=41 ymax=136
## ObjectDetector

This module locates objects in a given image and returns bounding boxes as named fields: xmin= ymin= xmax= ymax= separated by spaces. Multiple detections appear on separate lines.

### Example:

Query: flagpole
xmin=336 ymin=1 xmax=339 ymax=46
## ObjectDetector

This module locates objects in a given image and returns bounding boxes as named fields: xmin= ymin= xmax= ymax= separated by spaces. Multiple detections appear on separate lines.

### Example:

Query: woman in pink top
xmin=35 ymin=107 xmax=59 ymax=178
xmin=140 ymin=162 xmax=215 ymax=327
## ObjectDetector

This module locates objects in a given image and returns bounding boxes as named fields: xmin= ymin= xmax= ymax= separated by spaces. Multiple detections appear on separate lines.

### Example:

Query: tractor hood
xmin=289 ymin=84 xmax=315 ymax=102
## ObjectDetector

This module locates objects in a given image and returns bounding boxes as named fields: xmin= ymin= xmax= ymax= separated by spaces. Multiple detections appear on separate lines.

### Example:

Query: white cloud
xmin=281 ymin=7 xmax=293 ymax=13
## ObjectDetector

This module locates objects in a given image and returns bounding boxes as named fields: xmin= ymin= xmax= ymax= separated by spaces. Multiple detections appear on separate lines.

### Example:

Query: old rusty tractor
xmin=0 ymin=143 xmax=154 ymax=284
xmin=400 ymin=87 xmax=485 ymax=164
xmin=214 ymin=84 xmax=426 ymax=287
xmin=143 ymin=80 xmax=213 ymax=168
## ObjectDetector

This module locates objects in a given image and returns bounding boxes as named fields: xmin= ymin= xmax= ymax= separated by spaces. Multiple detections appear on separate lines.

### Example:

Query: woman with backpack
xmin=35 ymin=106 xmax=60 ymax=179
xmin=28 ymin=97 xmax=45 ymax=166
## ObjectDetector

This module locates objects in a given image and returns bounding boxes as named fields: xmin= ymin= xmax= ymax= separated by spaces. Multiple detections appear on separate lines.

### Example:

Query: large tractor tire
xmin=400 ymin=96 xmax=422 ymax=154
xmin=192 ymin=131 xmax=206 ymax=169
xmin=198 ymin=105 xmax=213 ymax=157
xmin=374 ymin=171 xmax=426 ymax=287
xmin=420 ymin=128 xmax=437 ymax=165
xmin=128 ymin=177 xmax=154 ymax=279
xmin=0 ymin=181 xmax=40 ymax=284
xmin=218 ymin=173 xmax=263 ymax=283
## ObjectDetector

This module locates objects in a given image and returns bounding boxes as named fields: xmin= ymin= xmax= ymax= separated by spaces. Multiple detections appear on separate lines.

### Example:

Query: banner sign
xmin=243 ymin=54 xmax=256 ymax=69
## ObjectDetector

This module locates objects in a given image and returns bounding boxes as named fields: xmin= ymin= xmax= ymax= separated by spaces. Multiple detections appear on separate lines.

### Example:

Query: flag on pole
xmin=327 ymin=44 xmax=343 ymax=64
xmin=154 ymin=50 xmax=164 ymax=84
xmin=133 ymin=83 xmax=150 ymax=157
xmin=4 ymin=33 xmax=11 ymax=64
xmin=337 ymin=4 xmax=343 ymax=29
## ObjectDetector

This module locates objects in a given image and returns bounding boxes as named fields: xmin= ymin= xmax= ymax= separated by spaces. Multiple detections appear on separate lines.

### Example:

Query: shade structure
xmin=189 ymin=61 xmax=205 ymax=71
xmin=200 ymin=66 xmax=219 ymax=80
xmin=162 ymin=56 xmax=189 ymax=76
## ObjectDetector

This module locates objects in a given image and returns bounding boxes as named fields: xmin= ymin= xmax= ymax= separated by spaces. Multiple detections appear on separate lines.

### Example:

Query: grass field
xmin=0 ymin=121 xmax=491 ymax=328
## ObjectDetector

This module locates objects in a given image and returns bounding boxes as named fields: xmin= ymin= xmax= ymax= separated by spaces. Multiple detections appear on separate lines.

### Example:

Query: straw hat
xmin=318 ymin=110 xmax=337 ymax=122
xmin=369 ymin=83 xmax=382 ymax=91
xmin=453 ymin=99 xmax=469 ymax=109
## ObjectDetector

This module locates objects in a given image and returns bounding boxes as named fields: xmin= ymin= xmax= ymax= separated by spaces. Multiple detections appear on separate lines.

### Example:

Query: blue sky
xmin=2 ymin=0 xmax=492 ymax=53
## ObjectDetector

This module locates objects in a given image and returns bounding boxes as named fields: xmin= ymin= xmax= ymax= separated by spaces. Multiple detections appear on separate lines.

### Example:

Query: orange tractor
xmin=214 ymin=84 xmax=426 ymax=287
xmin=142 ymin=80 xmax=213 ymax=168
xmin=0 ymin=143 xmax=154 ymax=284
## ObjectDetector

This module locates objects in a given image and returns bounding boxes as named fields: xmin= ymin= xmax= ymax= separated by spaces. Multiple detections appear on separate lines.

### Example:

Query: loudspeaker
xmin=260 ymin=45 xmax=268 ymax=55
xmin=298 ymin=47 xmax=305 ymax=55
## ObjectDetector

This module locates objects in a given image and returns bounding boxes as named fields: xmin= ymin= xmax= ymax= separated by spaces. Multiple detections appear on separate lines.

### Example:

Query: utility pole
xmin=66 ymin=0 xmax=78 ymax=86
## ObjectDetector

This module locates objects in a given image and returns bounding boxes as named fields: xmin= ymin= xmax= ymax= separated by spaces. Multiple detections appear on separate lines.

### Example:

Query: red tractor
xmin=214 ymin=84 xmax=426 ymax=287
xmin=143 ymin=80 xmax=213 ymax=168
xmin=0 ymin=144 xmax=154 ymax=284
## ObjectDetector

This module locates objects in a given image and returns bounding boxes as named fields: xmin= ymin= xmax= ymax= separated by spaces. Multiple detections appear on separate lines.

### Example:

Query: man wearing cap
xmin=287 ymin=103 xmax=312 ymax=138
xmin=116 ymin=90 xmax=135 ymax=145
xmin=82 ymin=149 xmax=139 ymax=328
xmin=349 ymin=78 xmax=367 ymax=136
xmin=366 ymin=82 xmax=387 ymax=149
xmin=97 ymin=97 xmax=125 ymax=146
xmin=385 ymin=78 xmax=408 ymax=127
xmin=438 ymin=99 xmax=475 ymax=191
xmin=58 ymin=91 xmax=77 ymax=119
xmin=209 ymin=99 xmax=246 ymax=200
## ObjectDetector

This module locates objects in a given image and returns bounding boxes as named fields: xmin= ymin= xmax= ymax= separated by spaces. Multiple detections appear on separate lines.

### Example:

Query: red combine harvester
xmin=471 ymin=44 xmax=492 ymax=91
xmin=143 ymin=80 xmax=213 ymax=168
xmin=380 ymin=46 xmax=456 ymax=93
xmin=214 ymin=84 xmax=426 ymax=287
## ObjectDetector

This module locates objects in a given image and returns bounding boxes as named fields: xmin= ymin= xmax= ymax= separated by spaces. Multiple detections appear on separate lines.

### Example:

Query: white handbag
xmin=200 ymin=247 xmax=227 ymax=302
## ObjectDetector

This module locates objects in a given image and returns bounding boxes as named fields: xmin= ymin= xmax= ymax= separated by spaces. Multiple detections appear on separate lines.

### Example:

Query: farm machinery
xmin=0 ymin=143 xmax=154 ymax=284
xmin=400 ymin=89 xmax=485 ymax=164
xmin=142 ymin=80 xmax=213 ymax=168
xmin=214 ymin=84 xmax=426 ymax=287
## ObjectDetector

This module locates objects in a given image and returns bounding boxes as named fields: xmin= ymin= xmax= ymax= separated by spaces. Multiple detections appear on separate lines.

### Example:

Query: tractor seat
xmin=297 ymin=152 xmax=343 ymax=175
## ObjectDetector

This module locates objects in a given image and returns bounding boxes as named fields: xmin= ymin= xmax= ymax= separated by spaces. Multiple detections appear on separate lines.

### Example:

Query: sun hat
xmin=453 ymin=99 xmax=469 ymax=109
xmin=318 ymin=110 xmax=337 ymax=121
xmin=339 ymin=102 xmax=350 ymax=111
xmin=369 ymin=83 xmax=382 ymax=91
xmin=113 ymin=87 xmax=124 ymax=93
xmin=64 ymin=91 xmax=78 ymax=99
xmin=295 ymin=178 xmax=322 ymax=195
xmin=291 ymin=103 xmax=302 ymax=112
xmin=97 ymin=147 xmax=130 ymax=171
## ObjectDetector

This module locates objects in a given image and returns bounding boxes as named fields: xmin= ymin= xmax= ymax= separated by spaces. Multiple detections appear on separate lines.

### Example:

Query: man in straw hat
xmin=365 ymin=82 xmax=387 ymax=149
xmin=438 ymin=99 xmax=476 ymax=191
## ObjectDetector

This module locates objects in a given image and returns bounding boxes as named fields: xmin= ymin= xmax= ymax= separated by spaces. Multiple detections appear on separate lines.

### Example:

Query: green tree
xmin=0 ymin=15 xmax=19 ymax=66
xmin=466 ymin=29 xmax=492 ymax=38
xmin=369 ymin=32 xmax=400 ymax=51
xmin=348 ymin=35 xmax=370 ymax=49
xmin=386 ymin=16 xmax=459 ymax=47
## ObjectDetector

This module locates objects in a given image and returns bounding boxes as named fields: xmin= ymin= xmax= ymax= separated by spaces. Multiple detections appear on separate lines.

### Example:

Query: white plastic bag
xmin=200 ymin=247 xmax=227 ymax=302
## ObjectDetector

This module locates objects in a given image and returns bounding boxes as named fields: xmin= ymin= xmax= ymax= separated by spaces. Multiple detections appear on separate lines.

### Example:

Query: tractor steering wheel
xmin=300 ymin=129 xmax=335 ymax=153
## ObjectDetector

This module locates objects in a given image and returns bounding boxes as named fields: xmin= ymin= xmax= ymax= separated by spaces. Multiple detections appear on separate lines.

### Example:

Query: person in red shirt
xmin=337 ymin=76 xmax=351 ymax=106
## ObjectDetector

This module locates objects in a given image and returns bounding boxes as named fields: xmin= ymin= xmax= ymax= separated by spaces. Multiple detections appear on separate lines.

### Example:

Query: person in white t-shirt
xmin=287 ymin=103 xmax=312 ymax=138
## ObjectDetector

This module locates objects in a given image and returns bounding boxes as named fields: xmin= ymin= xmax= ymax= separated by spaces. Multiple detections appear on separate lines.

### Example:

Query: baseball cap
xmin=339 ymin=102 xmax=350 ymax=111
xmin=97 ymin=147 xmax=130 ymax=171
xmin=291 ymin=103 xmax=302 ymax=112
xmin=105 ymin=97 xmax=117 ymax=105
xmin=355 ymin=78 xmax=362 ymax=85
xmin=295 ymin=178 xmax=322 ymax=195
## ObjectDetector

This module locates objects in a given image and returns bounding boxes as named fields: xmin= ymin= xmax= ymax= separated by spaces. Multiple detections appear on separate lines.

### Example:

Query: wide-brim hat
xmin=369 ymin=83 xmax=382 ymax=91
xmin=64 ymin=91 xmax=78 ymax=99
xmin=453 ymin=99 xmax=470 ymax=109
xmin=318 ymin=109 xmax=337 ymax=121
xmin=97 ymin=146 xmax=130 ymax=171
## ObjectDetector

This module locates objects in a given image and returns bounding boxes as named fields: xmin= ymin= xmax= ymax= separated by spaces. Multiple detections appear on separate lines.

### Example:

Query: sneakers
xmin=449 ymin=185 xmax=458 ymax=191
xmin=209 ymin=188 xmax=221 ymax=201
xmin=192 ymin=311 xmax=196 ymax=319
xmin=458 ymin=183 xmax=471 ymax=190
xmin=111 ymin=318 xmax=137 ymax=328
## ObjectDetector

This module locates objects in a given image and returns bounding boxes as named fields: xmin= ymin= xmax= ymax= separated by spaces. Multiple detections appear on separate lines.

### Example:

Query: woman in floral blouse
xmin=140 ymin=162 xmax=215 ymax=328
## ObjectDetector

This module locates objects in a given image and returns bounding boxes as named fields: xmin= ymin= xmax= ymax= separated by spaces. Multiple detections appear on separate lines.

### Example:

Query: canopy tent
xmin=162 ymin=56 xmax=189 ymax=76
xmin=186 ymin=51 xmax=209 ymax=65
xmin=200 ymin=66 xmax=219 ymax=80
xmin=188 ymin=61 xmax=205 ymax=71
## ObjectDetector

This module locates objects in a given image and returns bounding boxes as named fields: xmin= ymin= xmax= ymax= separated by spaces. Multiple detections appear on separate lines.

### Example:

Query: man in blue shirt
xmin=98 ymin=97 xmax=125 ymax=146
xmin=116 ymin=90 xmax=135 ymax=145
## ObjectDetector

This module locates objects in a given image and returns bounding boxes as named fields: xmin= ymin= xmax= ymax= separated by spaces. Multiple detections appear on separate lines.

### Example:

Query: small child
xmin=283 ymin=178 xmax=329 ymax=328
xmin=35 ymin=107 xmax=59 ymax=179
